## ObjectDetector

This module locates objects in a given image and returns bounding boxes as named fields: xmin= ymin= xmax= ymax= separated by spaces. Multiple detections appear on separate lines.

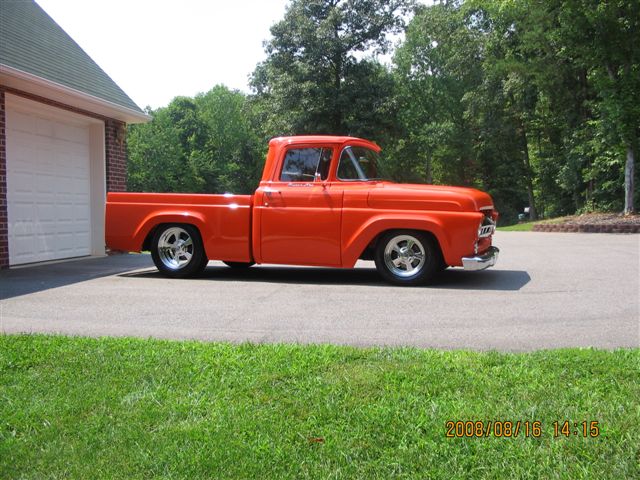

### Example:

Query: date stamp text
xmin=445 ymin=420 xmax=600 ymax=439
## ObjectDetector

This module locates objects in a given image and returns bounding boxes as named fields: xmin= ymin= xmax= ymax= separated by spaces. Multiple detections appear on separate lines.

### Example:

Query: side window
xmin=337 ymin=146 xmax=380 ymax=180
xmin=280 ymin=148 xmax=332 ymax=181
xmin=337 ymin=147 xmax=359 ymax=180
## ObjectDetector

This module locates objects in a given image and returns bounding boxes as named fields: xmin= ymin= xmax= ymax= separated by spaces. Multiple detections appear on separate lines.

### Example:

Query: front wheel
xmin=151 ymin=224 xmax=208 ymax=278
xmin=374 ymin=230 xmax=441 ymax=286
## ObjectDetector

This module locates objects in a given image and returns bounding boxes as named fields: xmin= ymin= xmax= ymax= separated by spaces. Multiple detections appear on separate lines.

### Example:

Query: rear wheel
xmin=151 ymin=224 xmax=208 ymax=277
xmin=374 ymin=230 xmax=441 ymax=286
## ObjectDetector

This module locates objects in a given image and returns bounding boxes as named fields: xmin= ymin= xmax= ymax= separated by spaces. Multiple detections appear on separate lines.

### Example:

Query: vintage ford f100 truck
xmin=106 ymin=135 xmax=498 ymax=285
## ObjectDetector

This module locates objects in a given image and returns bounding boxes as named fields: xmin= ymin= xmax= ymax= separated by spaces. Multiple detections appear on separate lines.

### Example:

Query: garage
xmin=5 ymin=95 xmax=105 ymax=266
xmin=0 ymin=0 xmax=149 ymax=269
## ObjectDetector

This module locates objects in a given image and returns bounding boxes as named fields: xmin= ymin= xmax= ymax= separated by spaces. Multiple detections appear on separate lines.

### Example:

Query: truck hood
xmin=367 ymin=182 xmax=494 ymax=212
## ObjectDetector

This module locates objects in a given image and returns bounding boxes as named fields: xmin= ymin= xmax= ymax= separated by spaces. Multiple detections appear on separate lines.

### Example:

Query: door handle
xmin=263 ymin=187 xmax=280 ymax=206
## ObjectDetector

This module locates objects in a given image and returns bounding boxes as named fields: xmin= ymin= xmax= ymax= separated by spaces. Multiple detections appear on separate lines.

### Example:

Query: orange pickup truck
xmin=106 ymin=135 xmax=498 ymax=285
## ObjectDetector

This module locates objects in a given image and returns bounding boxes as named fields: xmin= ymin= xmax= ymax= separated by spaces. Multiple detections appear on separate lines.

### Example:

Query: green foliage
xmin=249 ymin=0 xmax=413 ymax=139
xmin=388 ymin=0 xmax=638 ymax=222
xmin=128 ymin=86 xmax=263 ymax=194
xmin=127 ymin=0 xmax=638 ymax=219
xmin=391 ymin=2 xmax=482 ymax=186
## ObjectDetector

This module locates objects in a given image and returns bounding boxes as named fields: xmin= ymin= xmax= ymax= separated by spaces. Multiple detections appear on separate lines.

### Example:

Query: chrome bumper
xmin=462 ymin=246 xmax=499 ymax=271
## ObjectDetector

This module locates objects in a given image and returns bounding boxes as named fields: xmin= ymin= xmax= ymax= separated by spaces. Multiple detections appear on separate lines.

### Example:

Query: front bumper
xmin=462 ymin=246 xmax=499 ymax=271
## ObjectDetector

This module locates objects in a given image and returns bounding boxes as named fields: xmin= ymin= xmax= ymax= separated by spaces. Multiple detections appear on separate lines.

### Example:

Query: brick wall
xmin=105 ymin=119 xmax=127 ymax=192
xmin=0 ymin=89 xmax=8 ymax=269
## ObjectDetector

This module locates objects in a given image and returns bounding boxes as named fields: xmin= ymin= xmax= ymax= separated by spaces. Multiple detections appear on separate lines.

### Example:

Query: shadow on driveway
xmin=0 ymin=254 xmax=154 ymax=300
xmin=0 ymin=255 xmax=530 ymax=299
xmin=121 ymin=264 xmax=531 ymax=291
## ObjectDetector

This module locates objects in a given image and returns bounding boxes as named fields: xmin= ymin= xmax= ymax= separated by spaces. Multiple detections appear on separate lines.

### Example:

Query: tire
xmin=150 ymin=224 xmax=208 ymax=278
xmin=223 ymin=261 xmax=255 ymax=269
xmin=374 ymin=230 xmax=441 ymax=286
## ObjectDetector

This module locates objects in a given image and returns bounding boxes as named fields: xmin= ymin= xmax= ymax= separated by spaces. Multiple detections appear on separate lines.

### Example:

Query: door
xmin=260 ymin=146 xmax=343 ymax=266
xmin=6 ymin=102 xmax=92 ymax=265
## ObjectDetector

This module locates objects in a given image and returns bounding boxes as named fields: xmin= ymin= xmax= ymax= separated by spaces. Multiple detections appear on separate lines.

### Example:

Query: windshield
xmin=337 ymin=146 xmax=381 ymax=181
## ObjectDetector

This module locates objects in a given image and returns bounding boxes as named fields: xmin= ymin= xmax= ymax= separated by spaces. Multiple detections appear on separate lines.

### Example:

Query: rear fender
xmin=134 ymin=211 xmax=208 ymax=251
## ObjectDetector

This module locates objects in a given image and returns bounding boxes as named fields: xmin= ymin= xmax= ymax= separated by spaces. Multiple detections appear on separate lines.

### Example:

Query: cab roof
xmin=269 ymin=135 xmax=381 ymax=152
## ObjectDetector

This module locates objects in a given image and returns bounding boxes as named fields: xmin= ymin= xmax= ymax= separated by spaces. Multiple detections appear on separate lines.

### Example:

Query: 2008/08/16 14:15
xmin=445 ymin=420 xmax=600 ymax=438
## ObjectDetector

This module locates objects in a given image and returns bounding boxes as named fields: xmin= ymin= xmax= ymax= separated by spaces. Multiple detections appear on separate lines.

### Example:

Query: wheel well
xmin=358 ymin=228 xmax=444 ymax=262
xmin=142 ymin=225 xmax=158 ymax=252
xmin=142 ymin=223 xmax=202 ymax=252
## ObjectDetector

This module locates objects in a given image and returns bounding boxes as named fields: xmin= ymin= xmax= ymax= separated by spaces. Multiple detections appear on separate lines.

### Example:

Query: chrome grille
xmin=478 ymin=212 xmax=496 ymax=238
xmin=479 ymin=223 xmax=495 ymax=237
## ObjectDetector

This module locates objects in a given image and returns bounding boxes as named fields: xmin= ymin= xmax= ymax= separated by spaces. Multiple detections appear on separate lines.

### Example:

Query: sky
xmin=36 ymin=0 xmax=291 ymax=110
xmin=35 ymin=0 xmax=426 ymax=111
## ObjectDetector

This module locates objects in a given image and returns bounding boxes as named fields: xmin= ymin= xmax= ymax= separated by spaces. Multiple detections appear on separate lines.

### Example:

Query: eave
xmin=0 ymin=64 xmax=150 ymax=124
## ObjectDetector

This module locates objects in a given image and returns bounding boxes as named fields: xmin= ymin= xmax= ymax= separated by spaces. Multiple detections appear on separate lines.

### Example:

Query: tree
xmin=128 ymin=86 xmax=263 ymax=194
xmin=552 ymin=0 xmax=639 ymax=213
xmin=393 ymin=2 xmax=532 ymax=222
xmin=393 ymin=2 xmax=484 ymax=186
xmin=192 ymin=86 xmax=263 ymax=194
xmin=250 ymin=0 xmax=413 ymax=139
xmin=127 ymin=103 xmax=197 ymax=193
xmin=392 ymin=0 xmax=639 ymax=221
xmin=128 ymin=0 xmax=638 ymax=220
xmin=473 ymin=0 xmax=639 ymax=215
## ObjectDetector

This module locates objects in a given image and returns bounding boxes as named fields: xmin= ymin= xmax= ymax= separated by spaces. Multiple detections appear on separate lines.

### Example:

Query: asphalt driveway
xmin=1 ymin=232 xmax=638 ymax=351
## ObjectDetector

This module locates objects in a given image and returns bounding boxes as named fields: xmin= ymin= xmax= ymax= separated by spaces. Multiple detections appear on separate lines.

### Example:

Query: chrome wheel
xmin=157 ymin=227 xmax=194 ymax=270
xmin=383 ymin=234 xmax=426 ymax=278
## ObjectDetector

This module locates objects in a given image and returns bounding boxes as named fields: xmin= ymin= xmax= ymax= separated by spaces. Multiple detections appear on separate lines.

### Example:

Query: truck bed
xmin=106 ymin=192 xmax=253 ymax=262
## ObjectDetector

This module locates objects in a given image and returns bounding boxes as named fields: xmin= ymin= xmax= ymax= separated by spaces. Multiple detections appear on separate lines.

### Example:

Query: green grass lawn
xmin=498 ymin=216 xmax=579 ymax=231
xmin=497 ymin=221 xmax=536 ymax=231
xmin=1 ymin=335 xmax=638 ymax=479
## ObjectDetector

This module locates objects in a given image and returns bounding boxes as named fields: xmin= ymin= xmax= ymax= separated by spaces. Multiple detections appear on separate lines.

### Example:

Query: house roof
xmin=0 ymin=0 xmax=148 ymax=123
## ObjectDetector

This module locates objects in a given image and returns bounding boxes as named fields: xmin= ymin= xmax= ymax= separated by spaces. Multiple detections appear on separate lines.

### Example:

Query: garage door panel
xmin=10 ymin=235 xmax=37 ymax=263
xmin=55 ymin=203 xmax=74 ymax=221
xmin=74 ymin=208 xmax=91 ymax=224
xmin=10 ymin=169 xmax=34 ymax=189
xmin=10 ymin=221 xmax=34 ymax=238
xmin=35 ymin=233 xmax=56 ymax=254
xmin=9 ymin=202 xmax=34 ymax=225
xmin=36 ymin=117 xmax=55 ymax=138
xmin=55 ymin=233 xmax=74 ymax=246
xmin=9 ymin=141 xmax=35 ymax=168
xmin=71 ymin=172 xmax=91 ymax=187
xmin=7 ymin=105 xmax=93 ymax=265
xmin=36 ymin=173 xmax=56 ymax=194
xmin=55 ymin=123 xmax=88 ymax=145
xmin=34 ymin=220 xmax=56 ymax=235
xmin=9 ymin=110 xmax=36 ymax=134
xmin=75 ymin=233 xmax=91 ymax=250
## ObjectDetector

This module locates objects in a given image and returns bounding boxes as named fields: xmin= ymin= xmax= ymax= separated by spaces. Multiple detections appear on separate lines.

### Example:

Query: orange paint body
xmin=106 ymin=136 xmax=498 ymax=268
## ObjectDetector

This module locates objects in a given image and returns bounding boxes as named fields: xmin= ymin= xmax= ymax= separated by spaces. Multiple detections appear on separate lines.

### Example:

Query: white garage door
xmin=6 ymin=103 xmax=92 ymax=265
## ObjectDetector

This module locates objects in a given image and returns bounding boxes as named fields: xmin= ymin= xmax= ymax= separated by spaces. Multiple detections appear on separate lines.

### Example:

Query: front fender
xmin=341 ymin=214 xmax=450 ymax=267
